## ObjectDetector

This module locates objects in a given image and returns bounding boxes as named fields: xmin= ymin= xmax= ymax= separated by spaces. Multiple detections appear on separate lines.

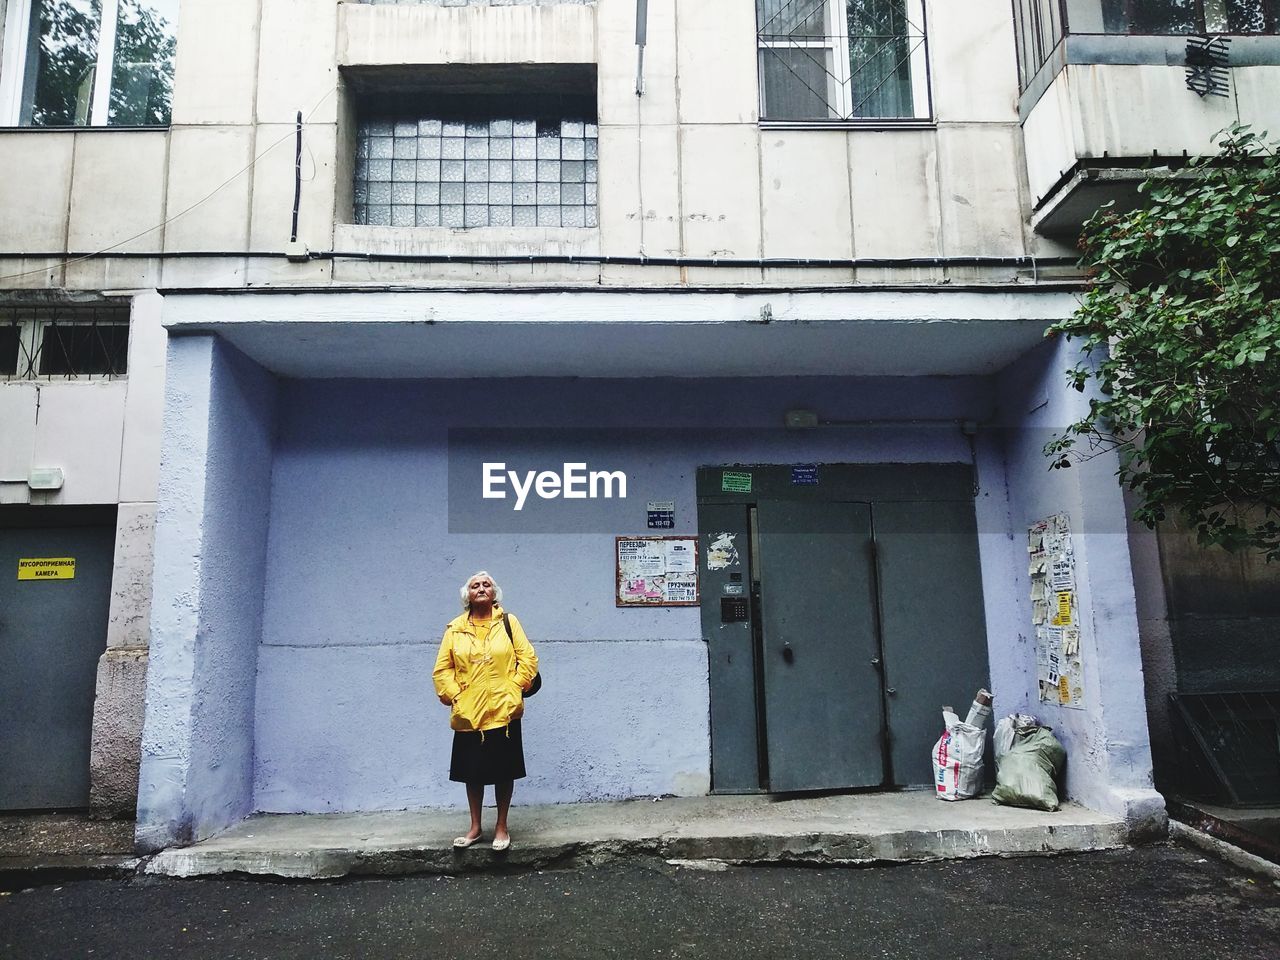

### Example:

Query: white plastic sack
xmin=932 ymin=710 xmax=986 ymax=801
xmin=993 ymin=716 xmax=1016 ymax=761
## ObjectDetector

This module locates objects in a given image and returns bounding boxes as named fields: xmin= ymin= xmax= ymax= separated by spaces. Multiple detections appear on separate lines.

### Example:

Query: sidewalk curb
xmin=1169 ymin=821 xmax=1280 ymax=882
xmin=144 ymin=821 xmax=1130 ymax=880
xmin=0 ymin=856 xmax=145 ymax=891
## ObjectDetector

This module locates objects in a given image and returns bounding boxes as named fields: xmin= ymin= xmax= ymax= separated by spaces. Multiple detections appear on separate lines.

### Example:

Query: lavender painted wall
xmin=142 ymin=346 xmax=1161 ymax=833
xmin=994 ymin=338 xmax=1164 ymax=831
xmin=136 ymin=336 xmax=278 ymax=850
xmin=252 ymin=375 xmax=1005 ymax=812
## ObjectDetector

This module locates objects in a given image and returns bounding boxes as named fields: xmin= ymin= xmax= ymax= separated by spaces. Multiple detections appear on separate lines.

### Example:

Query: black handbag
xmin=502 ymin=612 xmax=542 ymax=697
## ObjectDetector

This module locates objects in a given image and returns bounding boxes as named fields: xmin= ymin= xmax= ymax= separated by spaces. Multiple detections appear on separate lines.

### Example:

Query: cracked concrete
xmin=145 ymin=791 xmax=1132 ymax=880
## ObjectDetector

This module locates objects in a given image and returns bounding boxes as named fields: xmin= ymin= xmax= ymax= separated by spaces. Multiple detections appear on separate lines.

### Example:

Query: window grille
xmin=756 ymin=0 xmax=930 ymax=121
xmin=0 ymin=305 xmax=130 ymax=381
xmin=354 ymin=117 xmax=599 ymax=229
xmin=1171 ymin=691 xmax=1280 ymax=805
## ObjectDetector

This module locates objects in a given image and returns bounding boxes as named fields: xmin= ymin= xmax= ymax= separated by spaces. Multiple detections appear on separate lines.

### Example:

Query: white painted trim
xmin=162 ymin=288 xmax=1083 ymax=329
xmin=89 ymin=0 xmax=121 ymax=126
xmin=0 ymin=0 xmax=34 ymax=125
xmin=907 ymin=0 xmax=930 ymax=120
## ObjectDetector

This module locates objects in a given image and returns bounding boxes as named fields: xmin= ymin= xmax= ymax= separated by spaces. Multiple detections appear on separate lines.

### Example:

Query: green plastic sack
xmin=991 ymin=726 xmax=1067 ymax=811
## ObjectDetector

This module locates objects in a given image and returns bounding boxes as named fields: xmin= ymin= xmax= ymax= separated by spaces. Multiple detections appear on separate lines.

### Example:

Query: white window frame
xmin=757 ymin=0 xmax=932 ymax=124
xmin=0 ymin=0 xmax=124 ymax=126
xmin=757 ymin=0 xmax=852 ymax=119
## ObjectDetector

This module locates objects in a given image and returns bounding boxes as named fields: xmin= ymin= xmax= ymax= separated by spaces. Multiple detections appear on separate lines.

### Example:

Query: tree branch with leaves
xmin=1045 ymin=125 xmax=1280 ymax=560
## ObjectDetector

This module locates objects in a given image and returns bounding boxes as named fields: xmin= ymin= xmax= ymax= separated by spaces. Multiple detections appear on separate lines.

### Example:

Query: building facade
xmin=0 ymin=0 xmax=1275 ymax=846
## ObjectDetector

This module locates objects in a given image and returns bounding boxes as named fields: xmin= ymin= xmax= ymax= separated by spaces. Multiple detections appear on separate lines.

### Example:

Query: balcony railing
xmin=1014 ymin=0 xmax=1279 ymax=91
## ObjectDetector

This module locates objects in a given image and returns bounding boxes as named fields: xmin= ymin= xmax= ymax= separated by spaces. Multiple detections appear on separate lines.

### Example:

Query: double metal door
xmin=702 ymin=473 xmax=989 ymax=793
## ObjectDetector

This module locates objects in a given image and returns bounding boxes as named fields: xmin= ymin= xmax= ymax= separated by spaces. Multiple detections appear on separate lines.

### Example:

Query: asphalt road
xmin=2 ymin=844 xmax=1277 ymax=960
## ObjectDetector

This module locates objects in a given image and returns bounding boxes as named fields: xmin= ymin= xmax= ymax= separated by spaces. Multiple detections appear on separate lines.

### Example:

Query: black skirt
xmin=449 ymin=718 xmax=527 ymax=784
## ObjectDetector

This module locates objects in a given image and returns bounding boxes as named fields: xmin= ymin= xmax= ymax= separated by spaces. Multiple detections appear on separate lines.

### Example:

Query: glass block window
xmin=354 ymin=116 xmax=599 ymax=229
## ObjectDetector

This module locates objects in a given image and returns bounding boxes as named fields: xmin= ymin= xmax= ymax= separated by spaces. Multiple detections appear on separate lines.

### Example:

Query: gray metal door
xmin=699 ymin=503 xmax=761 ymax=792
xmin=875 ymin=500 xmax=989 ymax=786
xmin=756 ymin=500 xmax=884 ymax=792
xmin=0 ymin=517 xmax=115 ymax=809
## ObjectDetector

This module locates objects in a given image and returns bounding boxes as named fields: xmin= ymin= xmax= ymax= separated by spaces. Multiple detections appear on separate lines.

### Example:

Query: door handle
xmin=870 ymin=657 xmax=881 ymax=667
xmin=781 ymin=643 xmax=795 ymax=665
xmin=886 ymin=687 xmax=897 ymax=696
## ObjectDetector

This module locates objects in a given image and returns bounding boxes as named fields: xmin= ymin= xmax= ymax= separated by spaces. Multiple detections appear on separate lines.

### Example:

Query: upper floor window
xmin=1015 ymin=0 xmax=1279 ymax=91
xmin=1094 ymin=0 xmax=1277 ymax=34
xmin=0 ymin=0 xmax=178 ymax=127
xmin=1 ymin=304 xmax=130 ymax=380
xmin=346 ymin=65 xmax=600 ymax=230
xmin=355 ymin=115 xmax=598 ymax=229
xmin=756 ymin=0 xmax=930 ymax=122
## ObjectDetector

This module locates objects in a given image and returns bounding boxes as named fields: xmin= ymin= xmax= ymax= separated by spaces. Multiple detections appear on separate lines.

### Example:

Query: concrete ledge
xmin=145 ymin=792 xmax=1129 ymax=880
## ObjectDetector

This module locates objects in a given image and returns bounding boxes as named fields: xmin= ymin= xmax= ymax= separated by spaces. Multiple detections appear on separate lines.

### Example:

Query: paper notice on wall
xmin=619 ymin=543 xmax=664 ymax=575
xmin=665 ymin=574 xmax=698 ymax=603
xmin=1029 ymin=513 xmax=1083 ymax=709
xmin=665 ymin=540 xmax=696 ymax=572
xmin=1063 ymin=627 xmax=1080 ymax=656
xmin=707 ymin=533 xmax=740 ymax=570
xmin=617 ymin=537 xmax=699 ymax=606
xmin=1050 ymin=556 xmax=1074 ymax=590
xmin=1052 ymin=591 xmax=1073 ymax=626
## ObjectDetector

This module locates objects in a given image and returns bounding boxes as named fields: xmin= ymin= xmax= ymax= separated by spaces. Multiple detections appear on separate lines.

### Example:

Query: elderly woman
xmin=432 ymin=570 xmax=538 ymax=851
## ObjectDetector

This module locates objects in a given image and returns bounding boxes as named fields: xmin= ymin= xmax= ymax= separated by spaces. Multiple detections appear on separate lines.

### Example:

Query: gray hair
xmin=460 ymin=570 xmax=503 ymax=610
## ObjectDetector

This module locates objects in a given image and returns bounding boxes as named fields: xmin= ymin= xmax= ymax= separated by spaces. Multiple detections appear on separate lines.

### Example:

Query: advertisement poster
xmin=1028 ymin=514 xmax=1084 ymax=709
xmin=616 ymin=537 xmax=700 ymax=607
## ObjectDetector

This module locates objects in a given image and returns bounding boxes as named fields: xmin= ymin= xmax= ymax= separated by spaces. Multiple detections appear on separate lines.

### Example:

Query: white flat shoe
xmin=491 ymin=836 xmax=511 ymax=851
xmin=453 ymin=834 xmax=483 ymax=848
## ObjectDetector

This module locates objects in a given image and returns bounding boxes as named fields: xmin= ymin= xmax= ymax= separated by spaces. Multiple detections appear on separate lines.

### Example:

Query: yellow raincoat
xmin=432 ymin=607 xmax=538 ymax=733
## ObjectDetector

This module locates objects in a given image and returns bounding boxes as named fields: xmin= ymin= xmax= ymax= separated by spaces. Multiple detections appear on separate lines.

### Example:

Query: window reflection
xmin=20 ymin=0 xmax=177 ymax=127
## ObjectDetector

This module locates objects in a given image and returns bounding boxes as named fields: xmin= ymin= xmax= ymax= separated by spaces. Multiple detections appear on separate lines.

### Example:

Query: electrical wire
xmin=0 ymin=86 xmax=337 ymax=284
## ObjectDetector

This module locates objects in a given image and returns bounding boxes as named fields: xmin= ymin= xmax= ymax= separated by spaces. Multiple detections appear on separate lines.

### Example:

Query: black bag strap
xmin=502 ymin=612 xmax=512 ymax=645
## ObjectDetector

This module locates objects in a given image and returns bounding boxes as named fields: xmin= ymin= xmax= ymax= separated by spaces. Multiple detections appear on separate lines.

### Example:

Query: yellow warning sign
xmin=1058 ymin=675 xmax=1071 ymax=704
xmin=17 ymin=558 xmax=76 ymax=581
xmin=1051 ymin=591 xmax=1072 ymax=626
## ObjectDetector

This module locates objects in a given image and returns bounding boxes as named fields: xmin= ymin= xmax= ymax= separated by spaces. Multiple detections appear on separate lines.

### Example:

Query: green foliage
xmin=1046 ymin=125 xmax=1280 ymax=560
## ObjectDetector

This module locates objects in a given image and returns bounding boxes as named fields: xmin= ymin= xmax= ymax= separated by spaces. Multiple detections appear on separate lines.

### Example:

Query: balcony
xmin=1013 ymin=0 xmax=1280 ymax=238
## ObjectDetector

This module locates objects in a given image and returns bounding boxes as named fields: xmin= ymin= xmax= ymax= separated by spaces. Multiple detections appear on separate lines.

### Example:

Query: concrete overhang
xmin=159 ymin=288 xmax=1081 ymax=379
xmin=1031 ymin=166 xmax=1161 ymax=239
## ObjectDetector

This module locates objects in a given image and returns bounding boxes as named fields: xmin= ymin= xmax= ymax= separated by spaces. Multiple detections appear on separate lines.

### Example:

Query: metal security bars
xmin=1171 ymin=691 xmax=1280 ymax=805
xmin=756 ymin=0 xmax=930 ymax=121
xmin=0 ymin=305 xmax=130 ymax=380
xmin=354 ymin=117 xmax=599 ymax=229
